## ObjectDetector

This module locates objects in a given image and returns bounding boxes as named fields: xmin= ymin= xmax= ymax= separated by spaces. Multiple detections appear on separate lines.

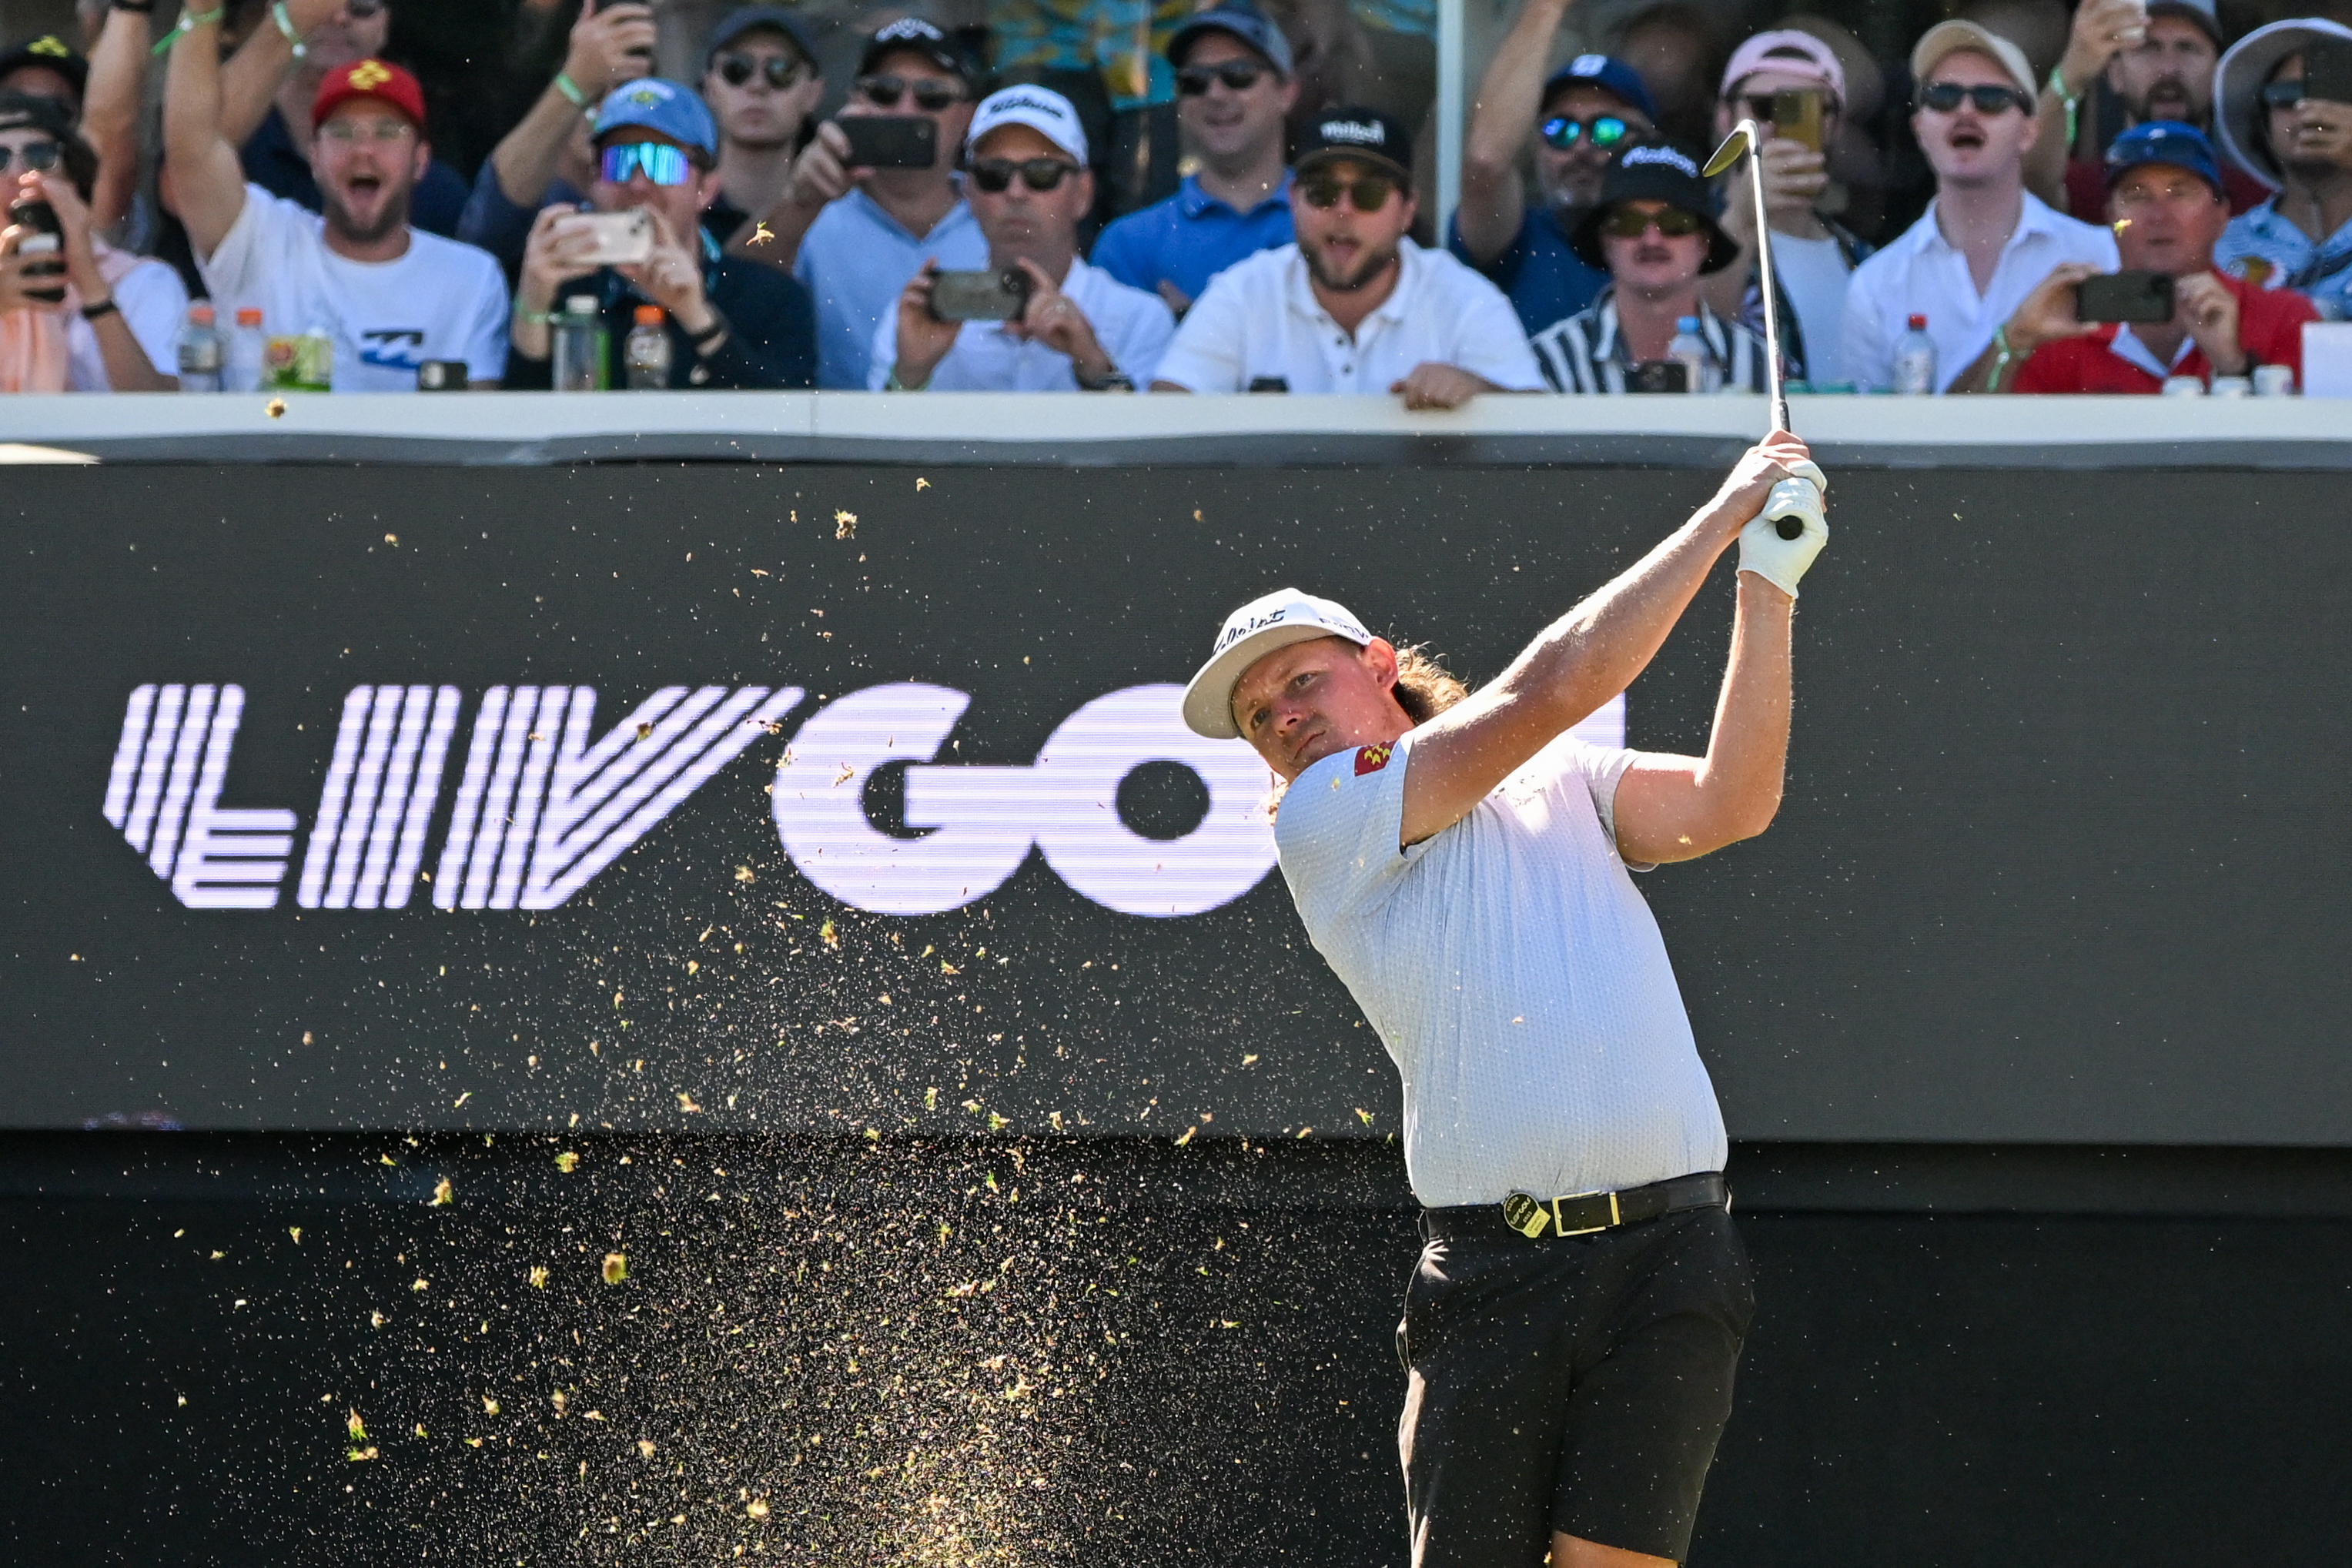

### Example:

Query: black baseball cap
xmin=0 ymin=35 xmax=86 ymax=106
xmin=1168 ymin=3 xmax=1294 ymax=75
xmin=1570 ymin=145 xmax=1739 ymax=272
xmin=706 ymin=5 xmax=818 ymax=70
xmin=858 ymin=17 xmax=975 ymax=84
xmin=1295 ymin=106 xmax=1413 ymax=181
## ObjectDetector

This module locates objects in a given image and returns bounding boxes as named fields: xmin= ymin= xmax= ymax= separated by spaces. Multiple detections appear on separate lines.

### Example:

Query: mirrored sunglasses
xmin=600 ymin=141 xmax=696 ymax=186
xmin=0 ymin=140 xmax=61 ymax=172
xmin=1540 ymin=114 xmax=1631 ymax=150
xmin=1298 ymin=174 xmax=1398 ymax=212
xmin=1176 ymin=62 xmax=1270 ymax=95
xmin=857 ymin=73 xmax=965 ymax=112
xmin=1598 ymin=205 xmax=1705 ymax=239
xmin=969 ymin=155 xmax=1079 ymax=193
xmin=717 ymin=51 xmax=807 ymax=91
xmin=1919 ymin=81 xmax=2029 ymax=115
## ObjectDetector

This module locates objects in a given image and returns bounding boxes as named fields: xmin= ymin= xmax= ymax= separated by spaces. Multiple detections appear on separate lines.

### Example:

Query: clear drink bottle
xmin=552 ymin=296 xmax=604 ymax=392
xmin=225 ymin=306 xmax=265 ymax=392
xmin=1666 ymin=315 xmax=1718 ymax=393
xmin=1892 ymin=313 xmax=1936 ymax=394
xmin=623 ymin=305 xmax=671 ymax=389
xmin=173 ymin=303 xmax=224 ymax=392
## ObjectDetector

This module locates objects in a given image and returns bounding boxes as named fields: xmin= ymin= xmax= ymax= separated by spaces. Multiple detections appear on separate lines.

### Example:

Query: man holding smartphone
xmin=2214 ymin=19 xmax=2352 ymax=322
xmin=875 ymin=86 xmax=1171 ymax=391
xmin=1989 ymin=122 xmax=2317 ymax=393
xmin=1699 ymin=29 xmax=1868 ymax=385
xmin=771 ymin=18 xmax=988 ymax=389
xmin=506 ymin=79 xmax=814 ymax=389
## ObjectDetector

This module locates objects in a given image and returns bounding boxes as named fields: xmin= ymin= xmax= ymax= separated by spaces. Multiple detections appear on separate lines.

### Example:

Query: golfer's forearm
xmin=1693 ymin=574 xmax=1792 ymax=839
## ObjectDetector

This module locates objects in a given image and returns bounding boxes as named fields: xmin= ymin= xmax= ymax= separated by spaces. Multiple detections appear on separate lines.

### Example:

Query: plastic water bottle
xmin=173 ymin=303 xmax=224 ymax=392
xmin=225 ymin=306 xmax=265 ymax=392
xmin=552 ymin=295 xmax=604 ymax=392
xmin=623 ymin=304 xmax=671 ymax=389
xmin=1892 ymin=313 xmax=1935 ymax=394
xmin=1666 ymin=315 xmax=1718 ymax=393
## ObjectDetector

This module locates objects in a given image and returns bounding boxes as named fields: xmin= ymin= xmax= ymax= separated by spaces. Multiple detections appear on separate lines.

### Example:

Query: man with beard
xmin=1840 ymin=21 xmax=2114 ymax=393
xmin=1151 ymin=108 xmax=1541 ymax=406
xmin=1455 ymin=2 xmax=1660 ymax=339
xmin=875 ymin=85 xmax=1169 ymax=390
xmin=2214 ymin=18 xmax=2352 ymax=321
xmin=215 ymin=0 xmax=469 ymax=238
xmin=165 ymin=40 xmax=509 ymax=391
xmin=2030 ymin=0 xmax=2267 ymax=219
xmin=1089 ymin=3 xmax=1299 ymax=316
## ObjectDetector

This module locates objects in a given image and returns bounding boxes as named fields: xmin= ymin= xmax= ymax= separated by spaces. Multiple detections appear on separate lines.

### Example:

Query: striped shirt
xmin=1528 ymin=289 xmax=1772 ymax=394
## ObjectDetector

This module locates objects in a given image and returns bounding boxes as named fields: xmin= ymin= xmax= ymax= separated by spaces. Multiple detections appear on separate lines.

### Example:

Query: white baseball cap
xmin=965 ymin=85 xmax=1089 ymax=163
xmin=1180 ymin=589 xmax=1373 ymax=740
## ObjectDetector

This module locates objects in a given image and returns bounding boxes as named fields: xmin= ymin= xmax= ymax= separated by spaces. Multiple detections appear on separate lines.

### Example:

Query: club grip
xmin=1761 ymin=475 xmax=1823 ymax=541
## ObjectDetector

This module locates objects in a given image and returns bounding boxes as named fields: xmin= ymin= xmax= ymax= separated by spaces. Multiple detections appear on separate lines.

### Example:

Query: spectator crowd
xmin=0 ymin=0 xmax=2342 ymax=400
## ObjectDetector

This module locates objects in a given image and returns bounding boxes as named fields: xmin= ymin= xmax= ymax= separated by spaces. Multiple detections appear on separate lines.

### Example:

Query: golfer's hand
xmin=1738 ymin=448 xmax=1829 ymax=599
xmin=1391 ymin=362 xmax=1494 ymax=410
xmin=2173 ymin=272 xmax=2247 ymax=375
xmin=1711 ymin=430 xmax=1812 ymax=527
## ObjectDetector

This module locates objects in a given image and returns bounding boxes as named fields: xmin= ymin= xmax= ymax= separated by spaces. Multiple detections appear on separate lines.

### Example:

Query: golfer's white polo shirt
xmin=1839 ymin=191 xmax=2117 ymax=392
xmin=1274 ymin=730 xmax=1726 ymax=1208
xmin=1151 ymin=239 xmax=1544 ymax=394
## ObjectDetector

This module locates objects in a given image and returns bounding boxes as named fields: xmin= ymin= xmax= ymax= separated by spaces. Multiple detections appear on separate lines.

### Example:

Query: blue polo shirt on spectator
xmin=2217 ymin=196 xmax=2352 ymax=320
xmin=1091 ymin=172 xmax=1293 ymax=306
xmin=1449 ymin=205 xmax=1608 ymax=340
xmin=795 ymin=188 xmax=987 ymax=389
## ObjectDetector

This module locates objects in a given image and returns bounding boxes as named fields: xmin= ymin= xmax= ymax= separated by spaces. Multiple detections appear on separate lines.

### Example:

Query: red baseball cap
xmin=311 ymin=58 xmax=427 ymax=132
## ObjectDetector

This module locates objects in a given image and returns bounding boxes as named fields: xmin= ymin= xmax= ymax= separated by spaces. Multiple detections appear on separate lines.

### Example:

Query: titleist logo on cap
xmin=1621 ymin=145 xmax=1699 ymax=178
xmin=989 ymin=90 xmax=1072 ymax=121
xmin=1213 ymin=608 xmax=1293 ymax=653
xmin=1317 ymin=118 xmax=1387 ymax=147
xmin=874 ymin=17 xmax=946 ymax=42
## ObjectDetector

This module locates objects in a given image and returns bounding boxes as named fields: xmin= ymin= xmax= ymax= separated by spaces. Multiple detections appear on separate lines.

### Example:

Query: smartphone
xmin=416 ymin=359 xmax=470 ymax=392
xmin=1771 ymin=87 xmax=1824 ymax=152
xmin=7 ymin=193 xmax=65 ymax=303
xmin=1627 ymin=361 xmax=1690 ymax=394
xmin=1246 ymin=376 xmax=1290 ymax=393
xmin=930 ymin=268 xmax=1032 ymax=323
xmin=840 ymin=115 xmax=938 ymax=170
xmin=2303 ymin=38 xmax=2352 ymax=105
xmin=559 ymin=209 xmax=653 ymax=269
xmin=2076 ymin=270 xmax=2176 ymax=323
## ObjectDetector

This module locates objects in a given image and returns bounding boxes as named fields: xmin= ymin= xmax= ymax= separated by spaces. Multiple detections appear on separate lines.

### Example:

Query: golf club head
xmin=1702 ymin=119 xmax=1761 ymax=178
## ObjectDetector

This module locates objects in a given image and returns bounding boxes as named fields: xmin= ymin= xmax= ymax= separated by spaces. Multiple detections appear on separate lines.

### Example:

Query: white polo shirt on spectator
xmin=1839 ymin=191 xmax=2116 ymax=392
xmin=1152 ymin=238 xmax=1544 ymax=393
xmin=797 ymin=189 xmax=987 ymax=390
xmin=866 ymin=256 xmax=1174 ymax=389
xmin=197 ymin=184 xmax=509 ymax=391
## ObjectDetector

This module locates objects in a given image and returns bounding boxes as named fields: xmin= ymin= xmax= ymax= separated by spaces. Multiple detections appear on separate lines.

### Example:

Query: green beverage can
xmin=263 ymin=332 xmax=333 ymax=392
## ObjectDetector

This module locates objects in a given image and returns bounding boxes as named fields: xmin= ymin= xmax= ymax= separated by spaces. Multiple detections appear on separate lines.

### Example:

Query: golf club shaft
xmin=1738 ymin=119 xmax=1791 ymax=435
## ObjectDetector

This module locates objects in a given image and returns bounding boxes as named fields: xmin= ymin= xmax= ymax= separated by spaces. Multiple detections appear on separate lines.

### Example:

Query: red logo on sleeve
xmin=1353 ymin=743 xmax=1393 ymax=776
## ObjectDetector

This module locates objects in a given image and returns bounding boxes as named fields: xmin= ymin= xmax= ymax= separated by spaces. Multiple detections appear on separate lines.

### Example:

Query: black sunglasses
xmin=2263 ymin=78 xmax=2310 ymax=108
xmin=1540 ymin=113 xmax=1632 ymax=150
xmin=1298 ymin=173 xmax=1398 ymax=212
xmin=969 ymin=155 xmax=1080 ymax=193
xmin=716 ymin=51 xmax=808 ymax=91
xmin=0 ymin=139 xmax=60 ymax=173
xmin=1599 ymin=204 xmax=1704 ymax=239
xmin=1176 ymin=61 xmax=1270 ymax=95
xmin=1919 ymin=81 xmax=2031 ymax=115
xmin=856 ymin=73 xmax=965 ymax=112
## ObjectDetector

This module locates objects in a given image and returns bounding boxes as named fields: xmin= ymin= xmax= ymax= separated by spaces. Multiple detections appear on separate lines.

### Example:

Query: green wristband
xmin=151 ymin=5 xmax=224 ymax=55
xmin=551 ymin=72 xmax=588 ymax=110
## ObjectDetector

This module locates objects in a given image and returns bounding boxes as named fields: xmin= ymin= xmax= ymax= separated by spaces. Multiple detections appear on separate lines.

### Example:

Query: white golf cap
xmin=965 ymin=84 xmax=1089 ymax=163
xmin=1180 ymin=589 xmax=1373 ymax=740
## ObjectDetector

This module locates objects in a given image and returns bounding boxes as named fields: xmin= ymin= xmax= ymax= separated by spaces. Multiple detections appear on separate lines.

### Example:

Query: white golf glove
xmin=1737 ymin=458 xmax=1828 ymax=598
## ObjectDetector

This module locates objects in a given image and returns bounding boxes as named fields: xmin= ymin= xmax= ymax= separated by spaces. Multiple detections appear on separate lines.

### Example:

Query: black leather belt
xmin=1420 ymin=1172 xmax=1729 ymax=1242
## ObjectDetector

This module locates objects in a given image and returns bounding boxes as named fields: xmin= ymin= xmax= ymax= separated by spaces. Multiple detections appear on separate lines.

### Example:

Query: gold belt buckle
xmin=1551 ymin=1189 xmax=1621 ymax=1238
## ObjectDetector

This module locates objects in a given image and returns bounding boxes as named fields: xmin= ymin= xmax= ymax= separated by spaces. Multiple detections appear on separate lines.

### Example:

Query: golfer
xmin=1179 ymin=431 xmax=1827 ymax=1568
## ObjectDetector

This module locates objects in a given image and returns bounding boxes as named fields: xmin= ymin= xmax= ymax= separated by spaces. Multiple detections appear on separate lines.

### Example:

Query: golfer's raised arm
xmin=1400 ymin=431 xmax=1812 ymax=847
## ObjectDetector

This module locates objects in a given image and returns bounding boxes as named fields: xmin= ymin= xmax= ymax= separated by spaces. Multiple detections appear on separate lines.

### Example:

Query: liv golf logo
xmin=102 ymin=681 xmax=1282 ymax=919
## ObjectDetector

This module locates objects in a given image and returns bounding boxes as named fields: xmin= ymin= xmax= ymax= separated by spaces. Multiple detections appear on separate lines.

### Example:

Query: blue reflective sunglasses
xmin=600 ymin=141 xmax=695 ymax=186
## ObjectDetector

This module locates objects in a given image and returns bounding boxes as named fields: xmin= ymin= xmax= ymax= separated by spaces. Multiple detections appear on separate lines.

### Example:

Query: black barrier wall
xmin=6 ymin=463 xmax=2351 ymax=1142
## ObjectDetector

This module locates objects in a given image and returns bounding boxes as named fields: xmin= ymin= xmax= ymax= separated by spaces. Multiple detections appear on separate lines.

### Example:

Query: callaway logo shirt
xmin=1273 ymin=730 xmax=1726 ymax=1208
xmin=198 ymin=184 xmax=509 ymax=391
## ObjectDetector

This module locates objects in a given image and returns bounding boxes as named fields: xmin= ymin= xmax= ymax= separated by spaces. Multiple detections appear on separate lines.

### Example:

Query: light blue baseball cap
xmin=591 ymin=78 xmax=719 ymax=160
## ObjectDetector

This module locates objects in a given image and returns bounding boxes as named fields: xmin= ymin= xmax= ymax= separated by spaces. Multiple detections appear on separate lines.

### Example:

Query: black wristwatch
xmin=684 ymin=309 xmax=729 ymax=355
xmin=1076 ymin=363 xmax=1133 ymax=392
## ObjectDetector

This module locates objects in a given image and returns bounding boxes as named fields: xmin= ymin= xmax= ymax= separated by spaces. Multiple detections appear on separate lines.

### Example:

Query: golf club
xmin=1704 ymin=118 xmax=1824 ymax=540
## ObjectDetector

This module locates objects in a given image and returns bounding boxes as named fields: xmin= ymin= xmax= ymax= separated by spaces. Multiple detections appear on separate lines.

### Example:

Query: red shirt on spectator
xmin=2011 ymin=269 xmax=2318 ymax=393
xmin=2066 ymin=155 xmax=2268 ymax=221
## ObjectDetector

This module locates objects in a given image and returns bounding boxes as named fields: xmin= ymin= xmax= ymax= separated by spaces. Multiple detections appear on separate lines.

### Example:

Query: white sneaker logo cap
xmin=1180 ymin=588 xmax=1373 ymax=740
